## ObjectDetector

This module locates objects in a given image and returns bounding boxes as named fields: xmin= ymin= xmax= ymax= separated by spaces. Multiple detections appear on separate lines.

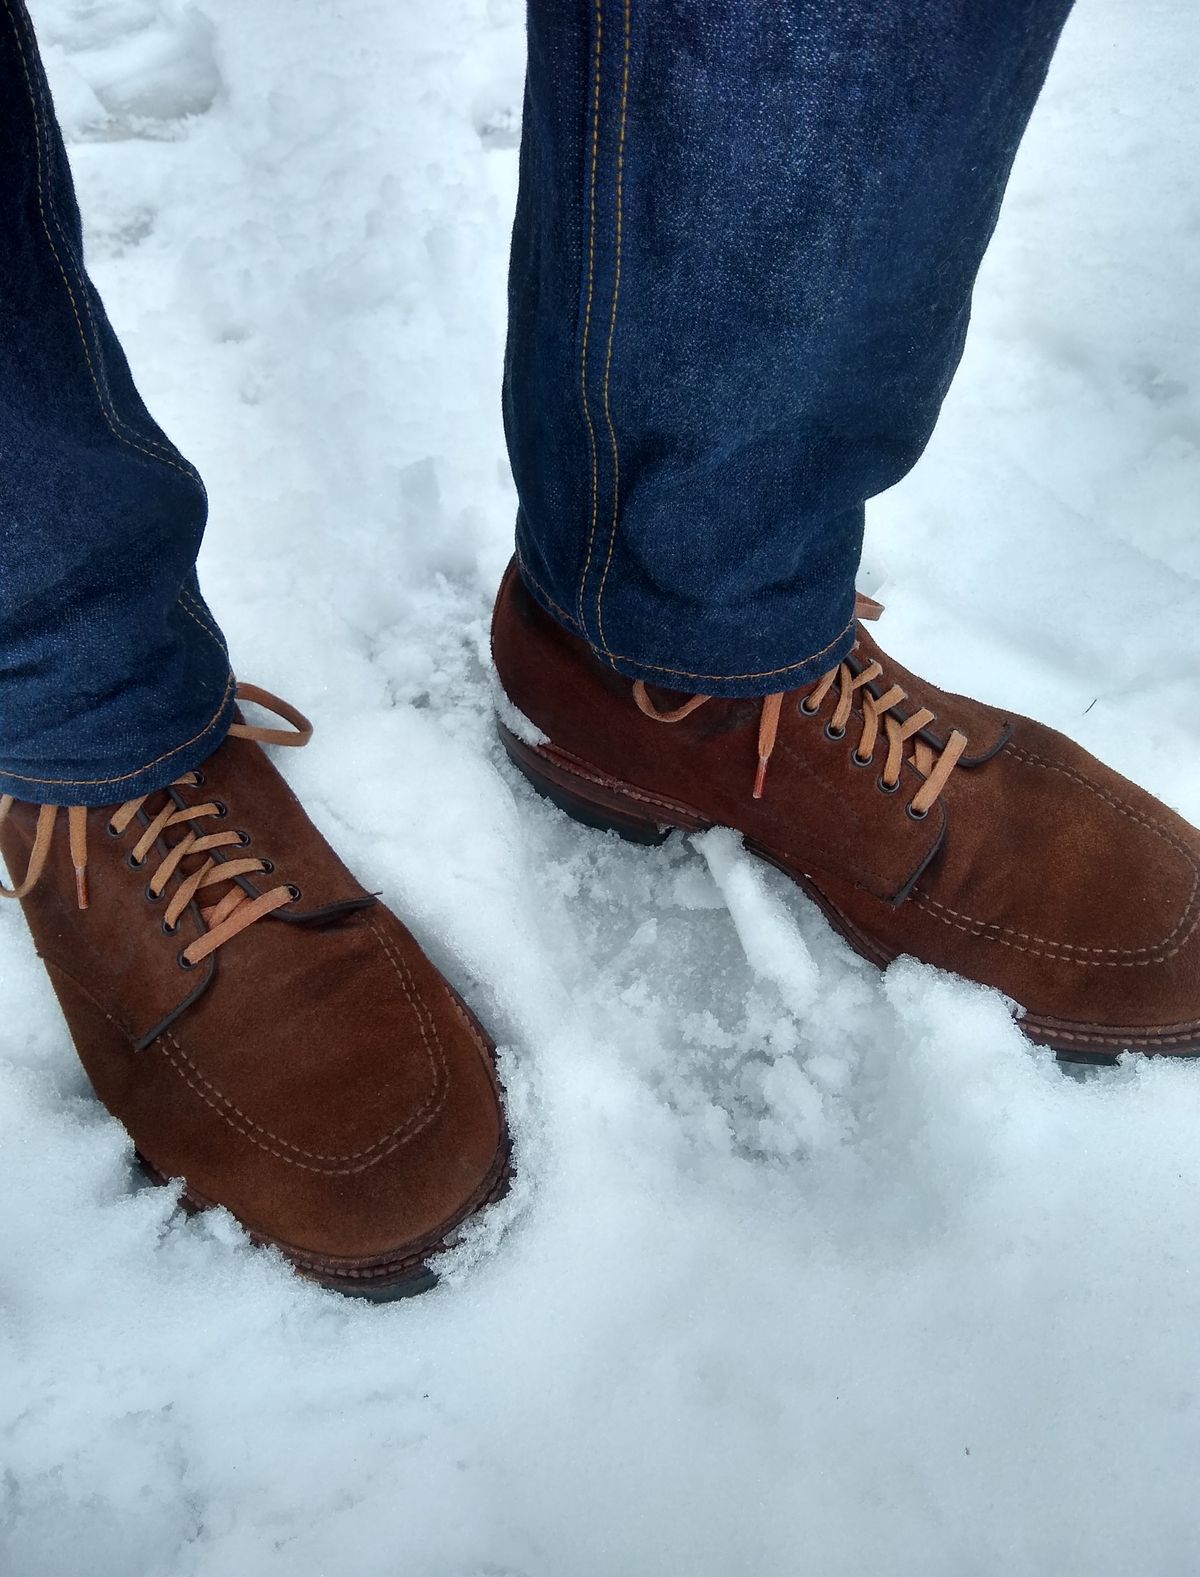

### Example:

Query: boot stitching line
xmin=574 ymin=0 xmax=605 ymax=632
xmin=593 ymin=0 xmax=632 ymax=659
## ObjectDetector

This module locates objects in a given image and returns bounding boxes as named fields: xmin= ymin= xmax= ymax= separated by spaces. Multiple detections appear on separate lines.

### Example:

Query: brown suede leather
xmin=0 ymin=726 xmax=509 ymax=1294
xmin=492 ymin=560 xmax=1200 ymax=1058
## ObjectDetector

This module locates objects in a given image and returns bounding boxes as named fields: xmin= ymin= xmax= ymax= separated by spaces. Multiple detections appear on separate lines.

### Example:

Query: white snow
xmin=3 ymin=2 xmax=1200 ymax=1573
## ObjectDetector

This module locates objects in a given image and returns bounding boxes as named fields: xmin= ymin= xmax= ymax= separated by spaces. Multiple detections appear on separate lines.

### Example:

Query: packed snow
xmin=3 ymin=2 xmax=1200 ymax=1573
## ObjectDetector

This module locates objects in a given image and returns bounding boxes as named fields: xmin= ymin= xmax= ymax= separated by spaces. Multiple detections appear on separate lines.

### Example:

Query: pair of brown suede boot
xmin=4 ymin=562 xmax=1199 ymax=1295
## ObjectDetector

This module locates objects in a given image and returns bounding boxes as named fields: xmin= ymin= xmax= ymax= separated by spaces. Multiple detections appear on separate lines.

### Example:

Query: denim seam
xmin=174 ymin=596 xmax=230 ymax=659
xmin=27 ymin=0 xmax=198 ymax=481
xmin=574 ymin=0 xmax=604 ymax=631
xmin=3 ymin=2 xmax=233 ymax=794
xmin=179 ymin=586 xmax=229 ymax=652
xmin=519 ymin=553 xmax=856 ymax=684
xmin=515 ymin=548 xmax=584 ymax=631
xmin=4 ymin=0 xmax=202 ymax=488
xmin=0 ymin=668 xmax=235 ymax=790
xmin=593 ymin=0 xmax=632 ymax=659
xmin=602 ymin=611 xmax=857 ymax=684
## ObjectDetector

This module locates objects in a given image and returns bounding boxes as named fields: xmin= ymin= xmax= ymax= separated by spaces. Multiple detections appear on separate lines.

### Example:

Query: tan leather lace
xmin=633 ymin=595 xmax=968 ymax=817
xmin=0 ymin=684 xmax=312 ymax=967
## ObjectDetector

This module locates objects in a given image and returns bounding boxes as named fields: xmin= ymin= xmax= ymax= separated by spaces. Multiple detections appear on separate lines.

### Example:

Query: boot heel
xmin=497 ymin=722 xmax=672 ymax=846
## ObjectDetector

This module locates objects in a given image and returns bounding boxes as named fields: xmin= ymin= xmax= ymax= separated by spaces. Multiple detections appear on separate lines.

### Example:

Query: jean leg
xmin=505 ymin=0 xmax=1076 ymax=697
xmin=0 ymin=0 xmax=234 ymax=807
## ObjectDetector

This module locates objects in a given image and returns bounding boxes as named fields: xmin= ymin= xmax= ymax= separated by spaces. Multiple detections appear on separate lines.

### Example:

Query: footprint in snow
xmin=38 ymin=0 xmax=222 ymax=140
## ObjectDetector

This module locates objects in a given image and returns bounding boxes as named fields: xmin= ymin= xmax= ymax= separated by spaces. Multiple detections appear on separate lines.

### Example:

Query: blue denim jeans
xmin=0 ymin=0 xmax=234 ymax=810
xmin=506 ymin=0 xmax=1075 ymax=696
xmin=1 ymin=1 xmax=1074 ymax=809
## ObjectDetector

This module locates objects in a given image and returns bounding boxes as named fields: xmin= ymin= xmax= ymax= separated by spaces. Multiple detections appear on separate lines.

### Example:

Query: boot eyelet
xmin=259 ymin=858 xmax=275 ymax=874
xmin=162 ymin=918 xmax=179 ymax=936
xmin=177 ymin=950 xmax=196 ymax=970
xmin=799 ymin=697 xmax=820 ymax=717
xmin=235 ymin=829 xmax=252 ymax=847
xmin=851 ymin=749 xmax=873 ymax=768
xmin=286 ymin=884 xmax=303 ymax=902
xmin=877 ymin=775 xmax=900 ymax=795
xmin=192 ymin=769 xmax=206 ymax=786
xmin=145 ymin=885 xmax=163 ymax=904
xmin=210 ymin=800 xmax=228 ymax=819
xmin=906 ymin=803 xmax=929 ymax=821
xmin=127 ymin=851 xmax=146 ymax=870
xmin=105 ymin=822 xmax=121 ymax=840
xmin=824 ymin=722 xmax=846 ymax=742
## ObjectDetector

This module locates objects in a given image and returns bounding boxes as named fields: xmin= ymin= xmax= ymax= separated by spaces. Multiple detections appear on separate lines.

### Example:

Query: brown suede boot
xmin=0 ymin=686 xmax=509 ymax=1297
xmin=492 ymin=561 xmax=1200 ymax=1060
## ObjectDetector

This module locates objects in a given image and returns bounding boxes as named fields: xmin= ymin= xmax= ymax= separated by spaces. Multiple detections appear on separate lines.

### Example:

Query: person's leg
xmin=505 ymin=0 xmax=1075 ymax=696
xmin=0 ymin=0 xmax=235 ymax=805
xmin=493 ymin=0 xmax=1200 ymax=1058
xmin=0 ymin=0 xmax=509 ymax=1294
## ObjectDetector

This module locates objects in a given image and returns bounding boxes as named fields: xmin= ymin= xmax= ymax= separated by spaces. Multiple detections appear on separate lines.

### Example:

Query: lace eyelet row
xmin=803 ymin=701 xmax=926 ymax=815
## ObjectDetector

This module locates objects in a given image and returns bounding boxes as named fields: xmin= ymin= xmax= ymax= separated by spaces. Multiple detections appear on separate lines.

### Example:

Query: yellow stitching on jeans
xmin=0 ymin=3 xmax=233 ymax=793
xmin=574 ymin=0 xmax=604 ymax=632
xmin=36 ymin=51 xmax=197 ymax=479
xmin=179 ymin=586 xmax=229 ymax=649
xmin=594 ymin=0 xmax=632 ymax=659
xmin=4 ymin=0 xmax=198 ymax=485
xmin=176 ymin=592 xmax=228 ymax=652
xmin=23 ymin=0 xmax=196 ymax=479
xmin=27 ymin=20 xmax=194 ymax=478
xmin=0 ymin=589 xmax=233 ymax=787
xmin=601 ymin=610 xmax=857 ymax=683
xmin=0 ymin=668 xmax=235 ymax=789
xmin=515 ymin=550 xmax=583 ymax=630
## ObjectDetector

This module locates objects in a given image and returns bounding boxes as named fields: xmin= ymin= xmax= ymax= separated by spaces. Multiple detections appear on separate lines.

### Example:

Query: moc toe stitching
xmin=155 ymin=1028 xmax=450 ymax=1176
xmin=806 ymin=871 xmax=1200 ymax=1053
xmin=150 ymin=918 xmax=455 ymax=1175
xmin=911 ymin=884 xmax=1200 ymax=966
xmin=912 ymin=742 xmax=1200 ymax=965
xmin=1006 ymin=742 xmax=1200 ymax=883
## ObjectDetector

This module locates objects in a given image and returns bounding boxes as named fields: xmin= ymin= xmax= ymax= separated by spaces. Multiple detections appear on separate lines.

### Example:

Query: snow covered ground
xmin=3 ymin=1 xmax=1200 ymax=1572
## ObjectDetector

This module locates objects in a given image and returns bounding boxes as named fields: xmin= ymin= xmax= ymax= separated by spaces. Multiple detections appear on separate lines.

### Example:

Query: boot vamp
xmin=3 ymin=733 xmax=507 ymax=1265
xmin=125 ymin=904 xmax=507 ymax=1260
xmin=815 ymin=715 xmax=1200 ymax=1036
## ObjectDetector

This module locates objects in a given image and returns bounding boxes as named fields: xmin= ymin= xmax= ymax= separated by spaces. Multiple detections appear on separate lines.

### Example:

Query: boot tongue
xmin=133 ymin=782 xmax=252 ymax=922
xmin=161 ymin=700 xmax=264 ymax=916
xmin=153 ymin=730 xmax=377 ymax=922
xmin=852 ymin=623 xmax=1012 ymax=767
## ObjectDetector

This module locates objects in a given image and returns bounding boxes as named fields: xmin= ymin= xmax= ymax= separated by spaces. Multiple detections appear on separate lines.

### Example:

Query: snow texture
xmin=3 ymin=2 xmax=1200 ymax=1573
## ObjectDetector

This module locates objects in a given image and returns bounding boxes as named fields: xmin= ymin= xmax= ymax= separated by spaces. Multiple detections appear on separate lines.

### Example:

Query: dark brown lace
xmin=0 ymin=684 xmax=312 ymax=966
xmin=632 ymin=595 xmax=969 ymax=817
